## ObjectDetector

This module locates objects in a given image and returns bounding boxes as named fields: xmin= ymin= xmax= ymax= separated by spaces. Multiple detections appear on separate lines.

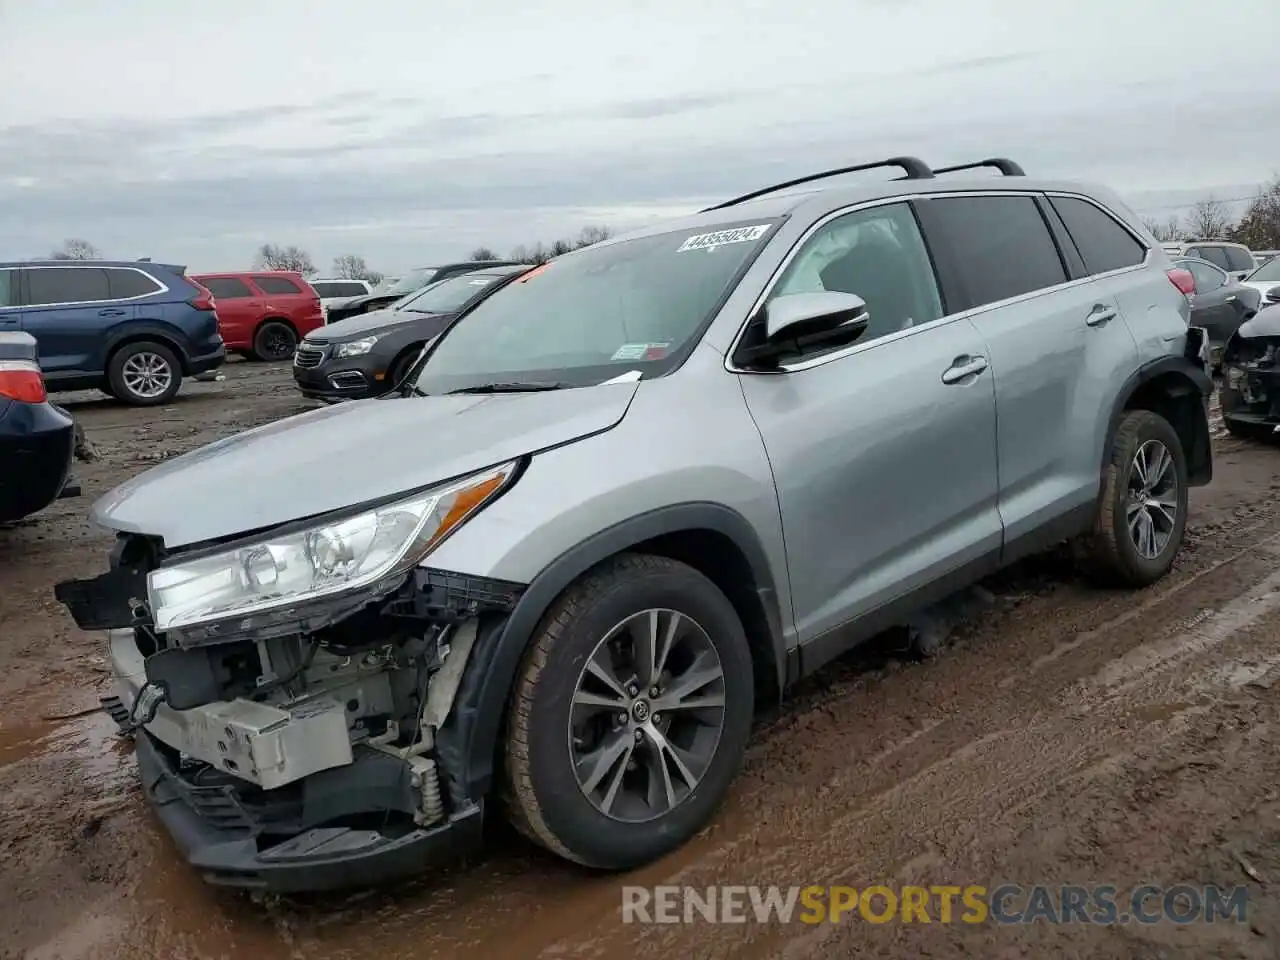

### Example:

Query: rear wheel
xmin=107 ymin=342 xmax=182 ymax=406
xmin=504 ymin=554 xmax=754 ymax=869
xmin=1075 ymin=410 xmax=1188 ymax=587
xmin=250 ymin=321 xmax=297 ymax=362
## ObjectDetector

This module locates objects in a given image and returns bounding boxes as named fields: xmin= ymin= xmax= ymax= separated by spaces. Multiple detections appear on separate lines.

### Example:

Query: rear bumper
xmin=0 ymin=402 xmax=75 ymax=523
xmin=186 ymin=344 xmax=226 ymax=376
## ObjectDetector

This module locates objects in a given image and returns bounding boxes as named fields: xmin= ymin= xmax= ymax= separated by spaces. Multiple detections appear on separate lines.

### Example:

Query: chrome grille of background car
xmin=293 ymin=344 xmax=327 ymax=368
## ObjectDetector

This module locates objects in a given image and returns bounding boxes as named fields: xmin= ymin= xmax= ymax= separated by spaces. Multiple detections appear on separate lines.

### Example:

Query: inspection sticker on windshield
xmin=678 ymin=224 xmax=770 ymax=252
xmin=612 ymin=342 xmax=670 ymax=361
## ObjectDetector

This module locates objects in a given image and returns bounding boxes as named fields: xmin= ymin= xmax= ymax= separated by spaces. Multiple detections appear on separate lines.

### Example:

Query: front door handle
xmin=1086 ymin=305 xmax=1118 ymax=327
xmin=941 ymin=355 xmax=988 ymax=384
xmin=98 ymin=308 xmax=128 ymax=317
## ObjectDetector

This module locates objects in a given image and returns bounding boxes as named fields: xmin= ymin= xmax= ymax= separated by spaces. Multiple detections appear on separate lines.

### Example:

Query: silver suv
xmin=56 ymin=156 xmax=1214 ymax=892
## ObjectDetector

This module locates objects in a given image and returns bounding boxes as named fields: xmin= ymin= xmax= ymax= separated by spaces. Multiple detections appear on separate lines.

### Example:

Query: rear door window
xmin=313 ymin=280 xmax=367 ymax=298
xmin=1197 ymin=247 xmax=1232 ymax=271
xmin=106 ymin=268 xmax=162 ymax=299
xmin=1179 ymin=260 xmax=1225 ymax=292
xmin=252 ymin=275 xmax=303 ymax=295
xmin=1049 ymin=196 xmax=1146 ymax=275
xmin=0 ymin=269 xmax=15 ymax=307
xmin=1223 ymin=246 xmax=1255 ymax=273
xmin=24 ymin=266 xmax=111 ymax=306
xmin=914 ymin=195 xmax=1068 ymax=311
xmin=202 ymin=277 xmax=253 ymax=299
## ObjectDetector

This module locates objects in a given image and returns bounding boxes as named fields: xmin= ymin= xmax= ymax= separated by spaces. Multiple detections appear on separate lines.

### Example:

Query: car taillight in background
xmin=1167 ymin=268 xmax=1196 ymax=297
xmin=188 ymin=280 xmax=217 ymax=312
xmin=0 ymin=359 xmax=48 ymax=403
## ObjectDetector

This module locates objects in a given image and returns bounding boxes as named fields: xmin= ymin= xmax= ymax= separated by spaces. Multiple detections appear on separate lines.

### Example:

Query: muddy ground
xmin=2 ymin=360 xmax=1280 ymax=959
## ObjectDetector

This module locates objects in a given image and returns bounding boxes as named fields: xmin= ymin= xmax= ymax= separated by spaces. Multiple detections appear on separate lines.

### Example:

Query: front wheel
xmin=107 ymin=342 xmax=182 ymax=406
xmin=504 ymin=553 xmax=754 ymax=869
xmin=1075 ymin=410 xmax=1188 ymax=587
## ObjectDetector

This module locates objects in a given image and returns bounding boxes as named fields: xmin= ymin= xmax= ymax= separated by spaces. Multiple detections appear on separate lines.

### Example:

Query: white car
xmin=1241 ymin=255 xmax=1280 ymax=306
xmin=309 ymin=278 xmax=375 ymax=320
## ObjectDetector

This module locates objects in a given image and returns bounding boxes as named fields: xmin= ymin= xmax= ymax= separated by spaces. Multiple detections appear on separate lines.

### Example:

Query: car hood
xmin=91 ymin=382 xmax=640 ymax=548
xmin=308 ymin=307 xmax=442 ymax=341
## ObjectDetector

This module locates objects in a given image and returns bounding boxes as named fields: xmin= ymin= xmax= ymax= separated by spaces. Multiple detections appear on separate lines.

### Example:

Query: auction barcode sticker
xmin=678 ymin=224 xmax=771 ymax=252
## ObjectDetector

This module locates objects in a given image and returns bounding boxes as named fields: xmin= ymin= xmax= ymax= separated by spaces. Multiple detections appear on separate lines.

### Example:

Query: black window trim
xmin=725 ymin=189 xmax=1153 ymax=376
xmin=13 ymin=264 xmax=168 ymax=308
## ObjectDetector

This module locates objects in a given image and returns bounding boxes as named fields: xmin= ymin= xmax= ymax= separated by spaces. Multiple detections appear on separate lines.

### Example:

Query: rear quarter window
xmin=252 ymin=275 xmax=303 ymax=295
xmin=106 ymin=268 xmax=162 ymax=299
xmin=1049 ymin=196 xmax=1146 ymax=275
xmin=915 ymin=195 xmax=1068 ymax=311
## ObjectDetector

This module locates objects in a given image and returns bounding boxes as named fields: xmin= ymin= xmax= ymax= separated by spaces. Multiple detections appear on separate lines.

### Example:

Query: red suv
xmin=191 ymin=272 xmax=323 ymax=361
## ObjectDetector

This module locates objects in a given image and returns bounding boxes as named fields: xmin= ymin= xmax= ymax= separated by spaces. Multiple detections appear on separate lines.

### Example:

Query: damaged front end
xmin=54 ymin=463 xmax=524 ymax=891
xmin=1221 ymin=309 xmax=1280 ymax=437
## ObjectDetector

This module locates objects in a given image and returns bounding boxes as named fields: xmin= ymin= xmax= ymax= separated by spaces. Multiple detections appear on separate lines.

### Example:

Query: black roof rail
xmin=700 ymin=156 xmax=934 ymax=212
xmin=932 ymin=158 xmax=1026 ymax=177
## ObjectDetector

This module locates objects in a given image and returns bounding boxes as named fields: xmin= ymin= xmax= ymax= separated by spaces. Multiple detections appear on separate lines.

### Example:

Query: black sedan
xmin=325 ymin=259 xmax=525 ymax=325
xmin=1173 ymin=257 xmax=1263 ymax=369
xmin=0 ymin=332 xmax=80 ymax=524
xmin=1220 ymin=303 xmax=1280 ymax=442
xmin=293 ymin=264 xmax=530 ymax=402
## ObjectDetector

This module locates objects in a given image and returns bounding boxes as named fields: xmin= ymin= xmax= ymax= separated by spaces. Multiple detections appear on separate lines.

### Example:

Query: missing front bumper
xmin=134 ymin=731 xmax=484 ymax=891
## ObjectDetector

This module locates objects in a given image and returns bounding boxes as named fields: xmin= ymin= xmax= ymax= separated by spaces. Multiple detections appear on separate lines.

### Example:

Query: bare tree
xmin=574 ymin=225 xmax=612 ymax=248
xmin=49 ymin=238 xmax=100 ymax=260
xmin=1141 ymin=216 xmax=1183 ymax=243
xmin=331 ymin=254 xmax=383 ymax=285
xmin=1183 ymin=198 xmax=1234 ymax=240
xmin=469 ymin=246 xmax=500 ymax=260
xmin=1227 ymin=176 xmax=1280 ymax=251
xmin=254 ymin=242 xmax=316 ymax=276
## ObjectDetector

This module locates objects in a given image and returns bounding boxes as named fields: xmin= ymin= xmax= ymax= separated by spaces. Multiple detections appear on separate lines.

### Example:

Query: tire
xmin=504 ymin=553 xmax=755 ymax=870
xmin=250 ymin=321 xmax=297 ymax=362
xmin=386 ymin=347 xmax=421 ymax=392
xmin=1075 ymin=410 xmax=1188 ymax=588
xmin=106 ymin=342 xmax=182 ymax=406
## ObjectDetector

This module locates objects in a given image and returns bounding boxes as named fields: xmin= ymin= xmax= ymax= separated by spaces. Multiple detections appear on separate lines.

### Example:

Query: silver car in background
xmin=56 ymin=155 xmax=1213 ymax=892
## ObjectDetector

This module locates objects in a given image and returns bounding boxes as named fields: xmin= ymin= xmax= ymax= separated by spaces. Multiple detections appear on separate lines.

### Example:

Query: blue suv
xmin=0 ymin=261 xmax=225 ymax=406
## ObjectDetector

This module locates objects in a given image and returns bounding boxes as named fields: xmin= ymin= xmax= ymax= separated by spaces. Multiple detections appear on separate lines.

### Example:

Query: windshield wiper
xmin=446 ymin=381 xmax=573 ymax=395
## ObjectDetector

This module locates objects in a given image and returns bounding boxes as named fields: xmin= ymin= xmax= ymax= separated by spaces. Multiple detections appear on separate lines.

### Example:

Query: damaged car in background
xmin=1221 ymin=302 xmax=1280 ymax=441
xmin=55 ymin=156 xmax=1214 ymax=892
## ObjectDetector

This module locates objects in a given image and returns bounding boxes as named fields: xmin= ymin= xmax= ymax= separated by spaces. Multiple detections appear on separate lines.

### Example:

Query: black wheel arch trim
xmin=436 ymin=501 xmax=788 ymax=801
xmin=103 ymin=323 xmax=193 ymax=366
xmin=1104 ymin=353 xmax=1213 ymax=486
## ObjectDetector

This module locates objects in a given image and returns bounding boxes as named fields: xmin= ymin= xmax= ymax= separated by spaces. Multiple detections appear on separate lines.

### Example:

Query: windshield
xmin=397 ymin=270 xmax=515 ymax=314
xmin=384 ymin=267 xmax=435 ymax=297
xmin=412 ymin=219 xmax=779 ymax=394
xmin=1248 ymin=258 xmax=1280 ymax=283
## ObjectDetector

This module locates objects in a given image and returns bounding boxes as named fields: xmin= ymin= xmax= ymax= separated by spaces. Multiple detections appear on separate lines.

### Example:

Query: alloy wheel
xmin=121 ymin=352 xmax=173 ymax=400
xmin=1126 ymin=439 xmax=1178 ymax=560
xmin=567 ymin=608 xmax=727 ymax=823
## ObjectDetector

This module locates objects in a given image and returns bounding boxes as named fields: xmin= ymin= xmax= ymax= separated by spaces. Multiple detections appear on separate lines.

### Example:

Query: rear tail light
xmin=188 ymin=280 xmax=216 ymax=311
xmin=0 ymin=359 xmax=48 ymax=403
xmin=1167 ymin=268 xmax=1195 ymax=297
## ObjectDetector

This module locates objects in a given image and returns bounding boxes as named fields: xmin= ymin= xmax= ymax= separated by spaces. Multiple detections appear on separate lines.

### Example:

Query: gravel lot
xmin=2 ymin=361 xmax=1280 ymax=960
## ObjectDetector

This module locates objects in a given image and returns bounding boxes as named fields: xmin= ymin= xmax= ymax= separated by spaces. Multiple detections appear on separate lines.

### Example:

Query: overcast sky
xmin=0 ymin=0 xmax=1276 ymax=274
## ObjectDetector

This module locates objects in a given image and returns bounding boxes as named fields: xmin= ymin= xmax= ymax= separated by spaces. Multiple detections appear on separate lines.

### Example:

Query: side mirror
xmin=765 ymin=291 xmax=870 ymax=341
xmin=1266 ymin=286 xmax=1280 ymax=304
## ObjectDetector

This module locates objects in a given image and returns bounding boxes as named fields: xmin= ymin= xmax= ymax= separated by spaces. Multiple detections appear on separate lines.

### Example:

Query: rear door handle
xmin=941 ymin=355 xmax=988 ymax=384
xmin=98 ymin=308 xmax=128 ymax=317
xmin=1225 ymin=295 xmax=1237 ymax=303
xmin=1086 ymin=305 xmax=1118 ymax=327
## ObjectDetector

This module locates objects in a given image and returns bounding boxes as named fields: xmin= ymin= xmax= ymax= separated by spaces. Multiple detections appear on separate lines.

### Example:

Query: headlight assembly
xmin=333 ymin=336 xmax=378 ymax=358
xmin=147 ymin=460 xmax=517 ymax=631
